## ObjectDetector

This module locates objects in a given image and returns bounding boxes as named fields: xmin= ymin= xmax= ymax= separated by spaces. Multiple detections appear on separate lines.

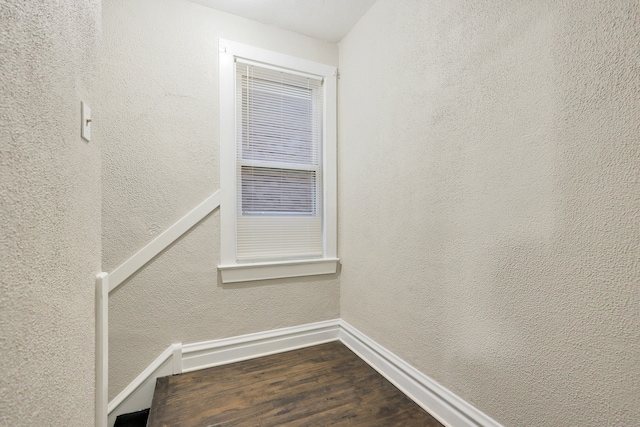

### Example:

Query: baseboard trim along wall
xmin=107 ymin=319 xmax=503 ymax=427
xmin=181 ymin=319 xmax=341 ymax=372
xmin=106 ymin=320 xmax=340 ymax=427
xmin=107 ymin=343 xmax=182 ymax=427
xmin=338 ymin=321 xmax=504 ymax=427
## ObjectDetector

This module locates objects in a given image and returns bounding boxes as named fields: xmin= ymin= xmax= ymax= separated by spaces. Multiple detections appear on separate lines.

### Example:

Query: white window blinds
xmin=235 ymin=60 xmax=324 ymax=262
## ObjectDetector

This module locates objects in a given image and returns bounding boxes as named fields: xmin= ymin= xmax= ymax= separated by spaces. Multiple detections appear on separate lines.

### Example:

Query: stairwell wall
xmin=101 ymin=0 xmax=340 ymax=399
xmin=1 ymin=0 xmax=102 ymax=425
xmin=338 ymin=0 xmax=640 ymax=426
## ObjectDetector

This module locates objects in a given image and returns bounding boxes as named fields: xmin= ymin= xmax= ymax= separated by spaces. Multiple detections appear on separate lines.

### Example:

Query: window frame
xmin=218 ymin=39 xmax=338 ymax=283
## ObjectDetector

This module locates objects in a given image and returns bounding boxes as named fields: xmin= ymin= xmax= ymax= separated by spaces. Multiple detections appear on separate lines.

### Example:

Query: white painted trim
xmin=98 ymin=192 xmax=219 ymax=425
xmin=171 ymin=343 xmax=183 ymax=375
xmin=107 ymin=320 xmax=502 ymax=427
xmin=338 ymin=321 xmax=504 ymax=427
xmin=108 ymin=345 xmax=176 ymax=414
xmin=219 ymin=39 xmax=335 ymax=78
xmin=95 ymin=273 xmax=109 ymax=427
xmin=108 ymin=190 xmax=220 ymax=293
xmin=218 ymin=258 xmax=339 ymax=283
xmin=181 ymin=319 xmax=340 ymax=372
xmin=107 ymin=320 xmax=340 ymax=425
xmin=107 ymin=343 xmax=182 ymax=427
xmin=219 ymin=47 xmax=237 ymax=266
xmin=218 ymin=39 xmax=338 ymax=281
xmin=323 ymin=72 xmax=338 ymax=259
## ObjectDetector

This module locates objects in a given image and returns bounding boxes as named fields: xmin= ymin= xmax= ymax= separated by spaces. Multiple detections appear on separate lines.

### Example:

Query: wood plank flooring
xmin=147 ymin=341 xmax=443 ymax=426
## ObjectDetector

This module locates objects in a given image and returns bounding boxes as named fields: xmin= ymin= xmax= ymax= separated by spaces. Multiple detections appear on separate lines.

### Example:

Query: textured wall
xmin=101 ymin=0 xmax=340 ymax=399
xmin=0 ymin=1 xmax=101 ymax=425
xmin=338 ymin=1 xmax=639 ymax=426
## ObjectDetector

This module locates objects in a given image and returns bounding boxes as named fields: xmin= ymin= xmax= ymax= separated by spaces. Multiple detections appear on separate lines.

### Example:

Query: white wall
xmin=101 ymin=0 xmax=340 ymax=399
xmin=0 ymin=0 xmax=102 ymax=425
xmin=338 ymin=0 xmax=640 ymax=426
xmin=4 ymin=1 xmax=636 ymax=424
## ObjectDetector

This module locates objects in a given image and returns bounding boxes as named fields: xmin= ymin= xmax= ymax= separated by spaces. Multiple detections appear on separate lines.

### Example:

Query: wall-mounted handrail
xmin=96 ymin=190 xmax=221 ymax=427
xmin=108 ymin=190 xmax=221 ymax=293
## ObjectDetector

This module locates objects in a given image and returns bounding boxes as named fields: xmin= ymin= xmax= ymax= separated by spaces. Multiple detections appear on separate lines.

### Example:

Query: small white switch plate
xmin=81 ymin=101 xmax=91 ymax=142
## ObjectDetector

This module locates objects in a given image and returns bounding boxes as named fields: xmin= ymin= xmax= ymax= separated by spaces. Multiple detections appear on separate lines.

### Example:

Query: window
xmin=218 ymin=40 xmax=338 ymax=283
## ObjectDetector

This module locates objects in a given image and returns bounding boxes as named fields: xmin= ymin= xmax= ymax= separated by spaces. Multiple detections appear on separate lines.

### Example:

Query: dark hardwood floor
xmin=147 ymin=341 xmax=443 ymax=426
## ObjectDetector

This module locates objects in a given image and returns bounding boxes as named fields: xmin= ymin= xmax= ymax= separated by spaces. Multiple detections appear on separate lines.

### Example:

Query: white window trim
xmin=218 ymin=39 xmax=338 ymax=283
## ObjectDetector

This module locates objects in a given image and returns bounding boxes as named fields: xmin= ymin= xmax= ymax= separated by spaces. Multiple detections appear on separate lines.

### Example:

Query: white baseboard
xmin=106 ymin=320 xmax=340 ymax=426
xmin=181 ymin=319 xmax=341 ymax=372
xmin=339 ymin=320 xmax=504 ymax=427
xmin=108 ymin=319 xmax=502 ymax=427
xmin=107 ymin=343 xmax=182 ymax=427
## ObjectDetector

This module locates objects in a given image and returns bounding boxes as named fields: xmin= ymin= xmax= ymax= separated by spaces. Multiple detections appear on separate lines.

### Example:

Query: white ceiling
xmin=189 ymin=0 xmax=378 ymax=43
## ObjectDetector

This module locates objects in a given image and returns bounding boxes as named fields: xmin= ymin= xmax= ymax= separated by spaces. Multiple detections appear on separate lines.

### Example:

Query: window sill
xmin=218 ymin=258 xmax=340 ymax=284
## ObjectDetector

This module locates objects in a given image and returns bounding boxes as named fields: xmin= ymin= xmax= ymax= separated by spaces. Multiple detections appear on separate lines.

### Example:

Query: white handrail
xmin=95 ymin=273 xmax=109 ymax=427
xmin=96 ymin=190 xmax=221 ymax=426
xmin=108 ymin=190 xmax=221 ymax=293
